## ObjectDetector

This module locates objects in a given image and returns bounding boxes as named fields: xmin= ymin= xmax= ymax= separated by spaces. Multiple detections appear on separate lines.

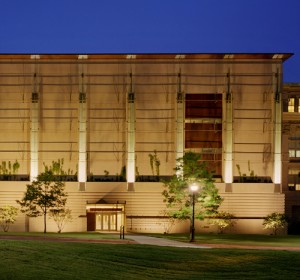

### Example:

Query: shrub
xmin=0 ymin=205 xmax=18 ymax=232
xmin=263 ymin=212 xmax=288 ymax=235
xmin=208 ymin=211 xmax=237 ymax=234
xmin=49 ymin=208 xmax=72 ymax=233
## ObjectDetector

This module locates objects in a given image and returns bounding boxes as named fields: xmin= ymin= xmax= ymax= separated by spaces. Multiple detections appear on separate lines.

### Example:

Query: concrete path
xmin=127 ymin=234 xmax=210 ymax=248
xmin=126 ymin=235 xmax=300 ymax=251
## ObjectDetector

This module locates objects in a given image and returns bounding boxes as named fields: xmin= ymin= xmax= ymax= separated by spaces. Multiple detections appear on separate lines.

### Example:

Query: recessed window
xmin=289 ymin=184 xmax=296 ymax=191
xmin=289 ymin=150 xmax=296 ymax=157
xmin=288 ymin=97 xmax=300 ymax=112
xmin=288 ymin=169 xmax=300 ymax=175
xmin=288 ymin=98 xmax=295 ymax=112
xmin=289 ymin=150 xmax=300 ymax=159
xmin=288 ymin=183 xmax=300 ymax=191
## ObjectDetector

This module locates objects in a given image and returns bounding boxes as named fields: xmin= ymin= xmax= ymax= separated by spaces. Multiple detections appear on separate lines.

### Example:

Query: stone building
xmin=0 ymin=53 xmax=292 ymax=233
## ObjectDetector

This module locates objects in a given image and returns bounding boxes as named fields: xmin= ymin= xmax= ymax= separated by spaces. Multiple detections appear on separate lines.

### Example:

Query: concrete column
xmin=78 ymin=57 xmax=88 ymax=184
xmin=223 ymin=72 xmax=233 ymax=183
xmin=273 ymin=68 xmax=282 ymax=184
xmin=30 ymin=89 xmax=39 ymax=181
xmin=127 ymin=74 xmax=135 ymax=183
xmin=176 ymin=72 xmax=185 ymax=168
xmin=30 ymin=56 xmax=40 ymax=182
xmin=281 ymin=134 xmax=290 ymax=191
xmin=78 ymin=94 xmax=87 ymax=183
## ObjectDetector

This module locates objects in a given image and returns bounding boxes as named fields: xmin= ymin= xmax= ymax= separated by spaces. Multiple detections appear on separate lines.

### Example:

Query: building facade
xmin=0 ymin=53 xmax=292 ymax=234
xmin=282 ymin=83 xmax=300 ymax=234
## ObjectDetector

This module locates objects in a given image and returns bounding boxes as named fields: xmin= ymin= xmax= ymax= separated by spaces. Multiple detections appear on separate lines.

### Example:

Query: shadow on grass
xmin=0 ymin=239 xmax=300 ymax=280
xmin=148 ymin=233 xmax=300 ymax=247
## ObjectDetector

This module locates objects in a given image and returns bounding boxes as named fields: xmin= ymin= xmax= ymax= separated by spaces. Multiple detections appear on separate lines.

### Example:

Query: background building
xmin=282 ymin=83 xmax=300 ymax=234
xmin=0 ymin=53 xmax=292 ymax=234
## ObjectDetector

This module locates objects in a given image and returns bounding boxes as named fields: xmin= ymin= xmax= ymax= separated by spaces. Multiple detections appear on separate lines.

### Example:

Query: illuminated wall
xmin=0 ymin=54 xmax=291 ymax=234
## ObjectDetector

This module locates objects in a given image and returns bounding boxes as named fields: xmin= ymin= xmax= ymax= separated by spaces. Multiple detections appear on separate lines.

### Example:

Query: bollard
xmin=120 ymin=225 xmax=125 ymax=239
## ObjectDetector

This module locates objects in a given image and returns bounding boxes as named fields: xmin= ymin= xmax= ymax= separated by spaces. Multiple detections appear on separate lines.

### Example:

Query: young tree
xmin=162 ymin=151 xmax=223 ymax=221
xmin=17 ymin=161 xmax=68 ymax=233
xmin=0 ymin=205 xmax=18 ymax=232
xmin=208 ymin=211 xmax=237 ymax=234
xmin=49 ymin=208 xmax=72 ymax=233
xmin=263 ymin=212 xmax=288 ymax=235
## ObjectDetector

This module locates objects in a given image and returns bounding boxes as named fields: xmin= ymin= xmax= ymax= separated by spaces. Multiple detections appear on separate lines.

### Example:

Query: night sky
xmin=0 ymin=0 xmax=299 ymax=82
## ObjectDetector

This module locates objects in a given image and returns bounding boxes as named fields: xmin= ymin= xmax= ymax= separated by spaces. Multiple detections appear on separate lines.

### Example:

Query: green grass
xmin=2 ymin=231 xmax=300 ymax=247
xmin=0 ymin=240 xmax=300 ymax=280
xmin=150 ymin=233 xmax=300 ymax=247
xmin=0 ymin=231 xmax=120 ymax=240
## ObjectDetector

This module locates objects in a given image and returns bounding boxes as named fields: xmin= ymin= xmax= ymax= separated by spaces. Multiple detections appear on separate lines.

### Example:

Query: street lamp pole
xmin=190 ymin=191 xmax=196 ymax=242
xmin=189 ymin=183 xmax=199 ymax=242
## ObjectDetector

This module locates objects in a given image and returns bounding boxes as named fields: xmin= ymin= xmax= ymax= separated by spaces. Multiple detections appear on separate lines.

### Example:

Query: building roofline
xmin=0 ymin=53 xmax=293 ymax=62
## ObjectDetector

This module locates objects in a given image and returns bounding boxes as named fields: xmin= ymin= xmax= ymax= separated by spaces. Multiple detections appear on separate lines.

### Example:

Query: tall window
xmin=185 ymin=94 xmax=222 ymax=177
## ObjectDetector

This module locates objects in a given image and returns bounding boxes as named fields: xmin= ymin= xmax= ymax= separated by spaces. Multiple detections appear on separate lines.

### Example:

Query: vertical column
xmin=78 ymin=89 xmax=87 ymax=183
xmin=223 ymin=71 xmax=233 ymax=183
xmin=78 ymin=56 xmax=88 ymax=185
xmin=127 ymin=73 xmax=135 ymax=184
xmin=273 ymin=67 xmax=282 ymax=184
xmin=176 ymin=72 xmax=184 ymax=176
xmin=30 ymin=73 xmax=39 ymax=181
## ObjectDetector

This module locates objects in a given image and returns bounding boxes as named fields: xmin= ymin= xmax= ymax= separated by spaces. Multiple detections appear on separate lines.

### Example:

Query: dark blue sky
xmin=0 ymin=0 xmax=299 ymax=82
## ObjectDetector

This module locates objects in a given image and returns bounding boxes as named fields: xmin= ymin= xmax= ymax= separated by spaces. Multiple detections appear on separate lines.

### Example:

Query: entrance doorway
xmin=96 ymin=212 xmax=117 ymax=231
xmin=86 ymin=201 xmax=125 ymax=232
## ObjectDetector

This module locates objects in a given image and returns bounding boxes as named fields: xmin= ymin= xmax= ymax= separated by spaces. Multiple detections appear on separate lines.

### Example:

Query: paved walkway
xmin=127 ymin=235 xmax=300 ymax=251
xmin=127 ymin=234 xmax=210 ymax=248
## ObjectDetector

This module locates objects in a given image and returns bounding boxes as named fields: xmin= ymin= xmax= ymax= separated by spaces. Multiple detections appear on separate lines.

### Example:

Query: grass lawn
xmin=150 ymin=233 xmax=300 ymax=247
xmin=1 ymin=239 xmax=300 ymax=280
xmin=0 ymin=231 xmax=120 ymax=240
xmin=2 ymin=231 xmax=300 ymax=247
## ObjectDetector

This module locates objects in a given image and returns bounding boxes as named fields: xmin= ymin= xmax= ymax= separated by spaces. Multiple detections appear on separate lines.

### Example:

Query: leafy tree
xmin=208 ymin=211 xmax=237 ymax=234
xmin=162 ymin=151 xmax=223 ymax=221
xmin=17 ymin=160 xmax=68 ymax=233
xmin=0 ymin=205 xmax=18 ymax=232
xmin=263 ymin=212 xmax=288 ymax=235
xmin=49 ymin=208 xmax=72 ymax=233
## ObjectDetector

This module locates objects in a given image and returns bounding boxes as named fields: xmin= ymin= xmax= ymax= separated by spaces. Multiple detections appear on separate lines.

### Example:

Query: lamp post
xmin=189 ymin=183 xmax=199 ymax=242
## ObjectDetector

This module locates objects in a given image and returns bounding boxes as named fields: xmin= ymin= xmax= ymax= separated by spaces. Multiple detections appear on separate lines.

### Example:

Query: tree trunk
xmin=44 ymin=209 xmax=47 ymax=233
